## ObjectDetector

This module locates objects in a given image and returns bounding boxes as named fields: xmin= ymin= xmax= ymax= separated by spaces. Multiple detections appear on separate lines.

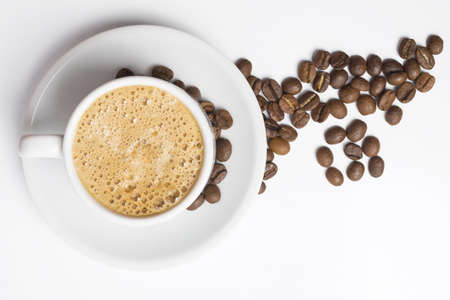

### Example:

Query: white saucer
xmin=21 ymin=25 xmax=266 ymax=269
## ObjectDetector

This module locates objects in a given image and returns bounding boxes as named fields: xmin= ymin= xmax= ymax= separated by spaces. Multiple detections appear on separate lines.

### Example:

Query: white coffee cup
xmin=19 ymin=76 xmax=216 ymax=226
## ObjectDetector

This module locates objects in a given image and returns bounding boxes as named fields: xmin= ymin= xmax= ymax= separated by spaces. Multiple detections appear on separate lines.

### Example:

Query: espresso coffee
xmin=72 ymin=85 xmax=204 ymax=217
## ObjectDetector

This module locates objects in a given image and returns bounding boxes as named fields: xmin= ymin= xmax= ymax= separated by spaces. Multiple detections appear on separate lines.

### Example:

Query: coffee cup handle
xmin=19 ymin=135 xmax=64 ymax=159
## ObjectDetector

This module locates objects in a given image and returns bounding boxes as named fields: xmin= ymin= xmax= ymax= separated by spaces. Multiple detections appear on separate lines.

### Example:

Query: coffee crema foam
xmin=72 ymin=85 xmax=204 ymax=217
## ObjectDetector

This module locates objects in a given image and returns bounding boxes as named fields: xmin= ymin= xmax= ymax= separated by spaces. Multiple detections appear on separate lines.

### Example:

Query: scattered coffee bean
xmin=256 ymin=95 xmax=268 ymax=112
xmin=313 ymin=50 xmax=331 ymax=70
xmin=212 ymin=125 xmax=221 ymax=140
xmin=268 ymin=102 xmax=284 ymax=122
xmin=185 ymin=86 xmax=201 ymax=101
xmin=298 ymin=91 xmax=320 ymax=111
xmin=151 ymin=65 xmax=174 ymax=81
xmin=404 ymin=59 xmax=421 ymax=80
xmin=264 ymin=162 xmax=278 ymax=180
xmin=290 ymin=109 xmax=310 ymax=128
xmin=312 ymin=71 xmax=330 ymax=93
xmin=204 ymin=184 xmax=221 ymax=203
xmin=267 ymin=149 xmax=274 ymax=162
xmin=326 ymin=167 xmax=344 ymax=186
xmin=235 ymin=58 xmax=252 ymax=78
xmin=396 ymin=82 xmax=416 ymax=103
xmin=298 ymin=61 xmax=317 ymax=83
xmin=209 ymin=163 xmax=227 ymax=184
xmin=398 ymin=37 xmax=416 ymax=59
xmin=369 ymin=76 xmax=387 ymax=97
xmin=258 ymin=182 xmax=266 ymax=194
xmin=415 ymin=72 xmax=435 ymax=92
xmin=172 ymin=79 xmax=185 ymax=89
xmin=346 ymin=161 xmax=365 ymax=181
xmin=378 ymin=89 xmax=396 ymax=111
xmin=265 ymin=118 xmax=280 ymax=138
xmin=279 ymin=94 xmax=299 ymax=114
xmin=316 ymin=146 xmax=333 ymax=168
xmin=350 ymin=77 xmax=370 ymax=91
xmin=330 ymin=69 xmax=348 ymax=89
xmin=427 ymin=34 xmax=443 ymax=55
xmin=382 ymin=59 xmax=403 ymax=75
xmin=385 ymin=105 xmax=403 ymax=126
xmin=366 ymin=54 xmax=382 ymax=76
xmin=368 ymin=156 xmax=384 ymax=178
xmin=215 ymin=109 xmax=233 ymax=129
xmin=262 ymin=79 xmax=283 ymax=102
xmin=349 ymin=55 xmax=366 ymax=76
xmin=330 ymin=51 xmax=350 ymax=69
xmin=362 ymin=136 xmax=380 ymax=157
xmin=325 ymin=126 xmax=346 ymax=144
xmin=115 ymin=68 xmax=134 ymax=78
xmin=216 ymin=138 xmax=232 ymax=162
xmin=416 ymin=46 xmax=435 ymax=70
xmin=282 ymin=77 xmax=303 ymax=95
xmin=200 ymin=100 xmax=215 ymax=113
xmin=247 ymin=75 xmax=262 ymax=95
xmin=339 ymin=85 xmax=360 ymax=103
xmin=387 ymin=71 xmax=407 ymax=86
xmin=356 ymin=94 xmax=376 ymax=115
xmin=279 ymin=124 xmax=298 ymax=142
xmin=187 ymin=193 xmax=205 ymax=210
xmin=344 ymin=143 xmax=363 ymax=160
xmin=269 ymin=137 xmax=290 ymax=155
xmin=346 ymin=119 xmax=367 ymax=142
xmin=311 ymin=102 xmax=330 ymax=123
xmin=327 ymin=99 xmax=347 ymax=119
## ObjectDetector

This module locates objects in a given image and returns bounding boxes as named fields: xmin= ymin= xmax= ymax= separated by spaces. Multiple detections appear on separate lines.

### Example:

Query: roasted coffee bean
xmin=356 ymin=94 xmax=376 ymax=115
xmin=200 ymin=100 xmax=215 ymax=113
xmin=212 ymin=125 xmax=221 ymax=140
xmin=344 ymin=143 xmax=363 ymax=160
xmin=367 ymin=54 xmax=382 ymax=76
xmin=265 ymin=118 xmax=280 ymax=138
xmin=290 ymin=109 xmax=310 ymax=128
xmin=368 ymin=156 xmax=384 ymax=178
xmin=247 ymin=75 xmax=262 ymax=95
xmin=185 ymin=86 xmax=201 ymax=101
xmin=313 ymin=50 xmax=331 ymax=70
xmin=298 ymin=61 xmax=317 ymax=83
xmin=311 ymin=102 xmax=330 ymax=123
xmin=339 ymin=85 xmax=360 ymax=103
xmin=330 ymin=69 xmax=348 ymax=89
xmin=204 ymin=184 xmax=221 ymax=203
xmin=209 ymin=163 xmax=227 ymax=184
xmin=264 ymin=162 xmax=278 ymax=180
xmin=316 ymin=146 xmax=333 ymax=168
xmin=416 ymin=46 xmax=435 ymax=70
xmin=404 ymin=59 xmax=421 ymax=80
xmin=326 ymin=167 xmax=344 ymax=186
xmin=312 ymin=71 xmax=330 ymax=93
xmin=382 ymin=59 xmax=403 ymax=75
xmin=258 ymin=182 xmax=266 ymax=194
xmin=268 ymin=102 xmax=284 ymax=122
xmin=324 ymin=126 xmax=346 ymax=144
xmin=215 ymin=109 xmax=233 ymax=129
xmin=267 ymin=149 xmax=274 ymax=162
xmin=279 ymin=124 xmax=298 ymax=142
xmin=207 ymin=112 xmax=215 ymax=122
xmin=256 ymin=95 xmax=268 ymax=112
xmin=262 ymin=79 xmax=283 ymax=102
xmin=327 ymin=99 xmax=347 ymax=119
xmin=187 ymin=193 xmax=205 ymax=210
xmin=369 ymin=76 xmax=387 ymax=97
xmin=416 ymin=72 xmax=435 ymax=92
xmin=346 ymin=119 xmax=367 ymax=142
xmin=216 ymin=138 xmax=232 ymax=162
xmin=298 ymin=91 xmax=320 ymax=111
xmin=362 ymin=136 xmax=380 ymax=157
xmin=350 ymin=77 xmax=370 ymax=91
xmin=427 ymin=34 xmax=444 ymax=55
xmin=385 ymin=105 xmax=403 ymax=126
xmin=387 ymin=72 xmax=407 ymax=86
xmin=282 ymin=77 xmax=302 ymax=95
xmin=279 ymin=94 xmax=299 ymax=114
xmin=349 ymin=55 xmax=366 ymax=76
xmin=330 ymin=51 xmax=349 ymax=69
xmin=151 ymin=65 xmax=174 ymax=81
xmin=172 ymin=79 xmax=185 ymax=89
xmin=235 ymin=58 xmax=252 ymax=78
xmin=269 ymin=137 xmax=290 ymax=155
xmin=396 ymin=82 xmax=416 ymax=103
xmin=398 ymin=37 xmax=416 ymax=59
xmin=115 ymin=68 xmax=134 ymax=78
xmin=347 ymin=161 xmax=365 ymax=181
xmin=378 ymin=89 xmax=396 ymax=111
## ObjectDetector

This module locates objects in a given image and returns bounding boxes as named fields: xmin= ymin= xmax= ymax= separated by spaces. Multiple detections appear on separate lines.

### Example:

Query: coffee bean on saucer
xmin=215 ymin=109 xmax=233 ymax=129
xmin=265 ymin=118 xmax=280 ymax=138
xmin=330 ymin=51 xmax=349 ymax=69
xmin=290 ymin=109 xmax=310 ymax=128
xmin=416 ymin=46 xmax=435 ymax=70
xmin=298 ymin=61 xmax=317 ymax=83
xmin=152 ymin=65 xmax=174 ymax=81
xmin=346 ymin=119 xmax=367 ymax=142
xmin=115 ymin=68 xmax=134 ymax=78
xmin=216 ymin=138 xmax=232 ymax=162
xmin=212 ymin=125 xmax=221 ymax=140
xmin=350 ymin=77 xmax=370 ymax=91
xmin=339 ymin=85 xmax=360 ymax=103
xmin=187 ymin=193 xmax=205 ymax=210
xmin=269 ymin=137 xmax=290 ymax=155
xmin=172 ymin=79 xmax=185 ymax=89
xmin=264 ymin=162 xmax=278 ymax=180
xmin=298 ymin=91 xmax=320 ymax=111
xmin=235 ymin=58 xmax=252 ymax=78
xmin=311 ymin=102 xmax=330 ymax=123
xmin=327 ymin=99 xmax=347 ymax=119
xmin=248 ymin=75 xmax=262 ymax=95
xmin=347 ymin=161 xmax=365 ymax=181
xmin=207 ymin=112 xmax=215 ymax=122
xmin=356 ymin=95 xmax=376 ymax=115
xmin=267 ymin=149 xmax=274 ymax=162
xmin=362 ymin=136 xmax=380 ymax=157
xmin=209 ymin=163 xmax=227 ymax=184
xmin=344 ymin=143 xmax=363 ymax=160
xmin=282 ymin=77 xmax=303 ymax=95
xmin=404 ymin=59 xmax=421 ymax=81
xmin=313 ymin=50 xmax=331 ymax=70
xmin=268 ymin=102 xmax=284 ymax=122
xmin=427 ymin=34 xmax=444 ymax=55
xmin=324 ymin=126 xmax=346 ymax=144
xmin=279 ymin=124 xmax=298 ymax=142
xmin=387 ymin=72 xmax=407 ymax=86
xmin=349 ymin=55 xmax=366 ymax=76
xmin=415 ymin=72 xmax=435 ymax=92
xmin=378 ymin=89 xmax=396 ymax=111
xmin=367 ymin=54 xmax=382 ymax=76
xmin=326 ymin=167 xmax=344 ymax=186
xmin=204 ymin=184 xmax=221 ymax=203
xmin=369 ymin=76 xmax=387 ymax=97
xmin=200 ymin=100 xmax=215 ymax=113
xmin=262 ymin=79 xmax=283 ymax=102
xmin=382 ymin=59 xmax=403 ymax=75
xmin=368 ymin=156 xmax=384 ymax=178
xmin=398 ymin=37 xmax=416 ymax=59
xmin=330 ymin=69 xmax=348 ymax=89
xmin=316 ymin=146 xmax=333 ymax=168
xmin=185 ymin=86 xmax=201 ymax=101
xmin=279 ymin=94 xmax=299 ymax=114
xmin=396 ymin=82 xmax=416 ymax=103
xmin=385 ymin=105 xmax=403 ymax=125
xmin=256 ymin=95 xmax=268 ymax=112
xmin=312 ymin=71 xmax=330 ymax=93
xmin=258 ymin=182 xmax=266 ymax=194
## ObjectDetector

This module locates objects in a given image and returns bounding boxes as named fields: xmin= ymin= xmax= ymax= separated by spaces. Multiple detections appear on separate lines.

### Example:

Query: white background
xmin=1 ymin=0 xmax=450 ymax=299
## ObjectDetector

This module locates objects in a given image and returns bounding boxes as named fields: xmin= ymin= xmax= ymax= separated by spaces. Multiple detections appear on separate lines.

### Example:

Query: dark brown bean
xmin=362 ymin=136 xmax=380 ymax=157
xmin=349 ymin=55 xmax=366 ymax=76
xmin=382 ymin=59 xmax=403 ymax=75
xmin=298 ymin=91 xmax=320 ymax=111
xmin=369 ymin=76 xmax=387 ymax=97
xmin=346 ymin=161 xmax=365 ymax=181
xmin=415 ymin=72 xmax=435 ymax=92
xmin=396 ymin=82 xmax=416 ymax=103
xmin=267 ymin=102 xmax=284 ymax=122
xmin=268 ymin=137 xmax=290 ymax=155
xmin=258 ymin=182 xmax=266 ymax=194
xmin=330 ymin=51 xmax=350 ymax=69
xmin=279 ymin=124 xmax=298 ymax=142
xmin=247 ymin=75 xmax=262 ymax=95
xmin=344 ymin=143 xmax=363 ymax=160
xmin=366 ymin=54 xmax=382 ymax=76
xmin=262 ymin=79 xmax=283 ymax=102
xmin=200 ymin=100 xmax=215 ymax=113
xmin=172 ymin=79 xmax=185 ymax=89
xmin=356 ymin=95 xmax=376 ymax=115
xmin=326 ymin=167 xmax=344 ymax=186
xmin=346 ymin=119 xmax=367 ymax=142
xmin=330 ymin=69 xmax=348 ymax=89
xmin=212 ymin=125 xmax=221 ymax=140
xmin=298 ymin=61 xmax=317 ymax=83
xmin=316 ymin=146 xmax=333 ymax=168
xmin=185 ymin=86 xmax=201 ymax=101
xmin=339 ymin=85 xmax=360 ymax=103
xmin=313 ymin=50 xmax=331 ymax=70
xmin=312 ymin=71 xmax=330 ymax=93
xmin=404 ymin=59 xmax=421 ymax=80
xmin=256 ymin=95 xmax=268 ymax=112
xmin=427 ymin=34 xmax=444 ymax=55
xmin=151 ymin=65 xmax=174 ymax=81
xmin=368 ymin=156 xmax=384 ymax=178
xmin=215 ymin=109 xmax=233 ymax=129
xmin=311 ymin=102 xmax=330 ymax=123
xmin=216 ymin=138 xmax=232 ymax=162
xmin=416 ymin=46 xmax=435 ymax=70
xmin=378 ymin=89 xmax=396 ymax=111
xmin=282 ymin=77 xmax=303 ymax=95
xmin=350 ymin=77 xmax=370 ymax=91
xmin=115 ymin=68 xmax=134 ymax=78
xmin=279 ymin=94 xmax=299 ymax=114
xmin=187 ymin=193 xmax=205 ymax=210
xmin=385 ymin=105 xmax=403 ymax=126
xmin=265 ymin=118 xmax=280 ymax=139
xmin=264 ymin=162 xmax=278 ymax=180
xmin=290 ymin=109 xmax=310 ymax=128
xmin=266 ymin=149 xmax=274 ymax=162
xmin=327 ymin=99 xmax=347 ymax=119
xmin=209 ymin=163 xmax=227 ymax=184
xmin=398 ymin=38 xmax=416 ymax=59
xmin=387 ymin=72 xmax=407 ymax=86
xmin=235 ymin=58 xmax=252 ymax=78
xmin=325 ymin=126 xmax=346 ymax=144
xmin=204 ymin=184 xmax=221 ymax=203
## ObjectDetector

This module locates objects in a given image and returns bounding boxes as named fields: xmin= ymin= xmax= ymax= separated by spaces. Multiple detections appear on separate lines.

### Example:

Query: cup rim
xmin=63 ymin=76 xmax=216 ymax=226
